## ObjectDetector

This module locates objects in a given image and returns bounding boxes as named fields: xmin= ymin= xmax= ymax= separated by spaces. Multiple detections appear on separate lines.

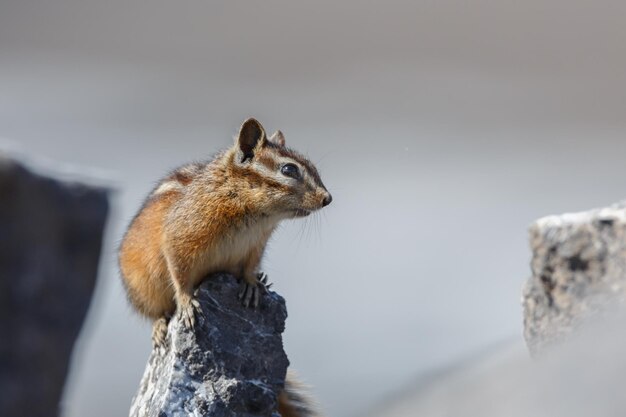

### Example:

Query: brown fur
xmin=118 ymin=118 xmax=329 ymax=416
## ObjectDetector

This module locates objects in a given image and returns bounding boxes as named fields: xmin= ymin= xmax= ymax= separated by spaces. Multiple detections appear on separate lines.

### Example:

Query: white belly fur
xmin=190 ymin=216 xmax=278 ymax=283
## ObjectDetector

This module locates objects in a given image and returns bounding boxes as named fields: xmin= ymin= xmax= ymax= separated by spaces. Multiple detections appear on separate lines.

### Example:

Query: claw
xmin=257 ymin=273 xmax=273 ymax=292
xmin=238 ymin=282 xmax=247 ymax=300
xmin=253 ymin=285 xmax=260 ymax=308
xmin=243 ymin=283 xmax=255 ymax=307
xmin=238 ymin=273 xmax=274 ymax=308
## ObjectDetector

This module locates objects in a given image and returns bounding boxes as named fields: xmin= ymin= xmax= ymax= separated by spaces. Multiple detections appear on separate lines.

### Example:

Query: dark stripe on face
xmin=231 ymin=165 xmax=291 ymax=192
xmin=277 ymin=147 xmax=326 ymax=188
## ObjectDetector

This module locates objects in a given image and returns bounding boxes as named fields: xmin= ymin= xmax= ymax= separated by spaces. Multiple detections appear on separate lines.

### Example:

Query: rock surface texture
xmin=130 ymin=274 xmax=289 ymax=417
xmin=0 ymin=157 xmax=109 ymax=417
xmin=523 ymin=201 xmax=626 ymax=354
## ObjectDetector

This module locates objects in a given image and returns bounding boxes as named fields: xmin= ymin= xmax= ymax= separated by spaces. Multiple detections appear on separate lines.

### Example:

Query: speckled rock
xmin=0 ymin=156 xmax=109 ymax=417
xmin=523 ymin=201 xmax=626 ymax=354
xmin=130 ymin=274 xmax=289 ymax=417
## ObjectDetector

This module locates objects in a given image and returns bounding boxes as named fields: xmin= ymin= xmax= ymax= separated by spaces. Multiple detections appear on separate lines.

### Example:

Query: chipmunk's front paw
xmin=238 ymin=273 xmax=273 ymax=308
xmin=178 ymin=297 xmax=201 ymax=329
xmin=257 ymin=272 xmax=273 ymax=291
xmin=152 ymin=316 xmax=169 ymax=348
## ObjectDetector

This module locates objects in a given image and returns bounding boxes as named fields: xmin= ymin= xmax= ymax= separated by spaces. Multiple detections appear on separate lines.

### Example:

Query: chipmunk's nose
xmin=322 ymin=193 xmax=333 ymax=207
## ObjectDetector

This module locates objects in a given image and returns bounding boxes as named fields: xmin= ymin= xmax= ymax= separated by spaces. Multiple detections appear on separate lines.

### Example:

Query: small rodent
xmin=118 ymin=118 xmax=331 ymax=417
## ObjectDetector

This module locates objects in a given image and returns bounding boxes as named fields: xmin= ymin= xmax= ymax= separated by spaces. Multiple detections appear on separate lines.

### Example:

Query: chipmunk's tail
xmin=278 ymin=371 xmax=321 ymax=417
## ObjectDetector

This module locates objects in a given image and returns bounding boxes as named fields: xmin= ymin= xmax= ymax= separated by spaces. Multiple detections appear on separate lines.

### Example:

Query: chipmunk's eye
xmin=281 ymin=163 xmax=300 ymax=179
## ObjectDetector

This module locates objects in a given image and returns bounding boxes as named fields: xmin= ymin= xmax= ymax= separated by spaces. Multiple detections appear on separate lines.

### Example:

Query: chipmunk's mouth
xmin=292 ymin=209 xmax=312 ymax=218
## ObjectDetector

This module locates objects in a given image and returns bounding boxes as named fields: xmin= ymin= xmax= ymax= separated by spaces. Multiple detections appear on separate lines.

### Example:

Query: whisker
xmin=315 ymin=212 xmax=322 ymax=245
xmin=295 ymin=216 xmax=308 ymax=250
xmin=315 ymin=151 xmax=333 ymax=166
xmin=305 ymin=214 xmax=313 ymax=244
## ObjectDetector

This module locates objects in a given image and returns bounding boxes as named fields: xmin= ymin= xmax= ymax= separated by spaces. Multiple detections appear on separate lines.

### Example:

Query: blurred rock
xmin=0 ymin=157 xmax=109 ymax=417
xmin=130 ymin=274 xmax=289 ymax=417
xmin=522 ymin=202 xmax=626 ymax=354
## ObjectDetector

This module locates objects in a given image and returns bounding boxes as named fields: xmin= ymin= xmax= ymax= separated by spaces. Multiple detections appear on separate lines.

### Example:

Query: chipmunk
xmin=118 ymin=118 xmax=331 ymax=417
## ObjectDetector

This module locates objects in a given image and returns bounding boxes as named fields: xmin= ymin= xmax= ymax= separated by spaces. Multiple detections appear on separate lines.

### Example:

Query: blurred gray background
xmin=1 ymin=1 xmax=626 ymax=416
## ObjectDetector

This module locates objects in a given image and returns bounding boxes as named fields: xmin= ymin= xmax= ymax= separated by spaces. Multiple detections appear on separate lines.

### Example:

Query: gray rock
xmin=130 ymin=274 xmax=290 ymax=417
xmin=0 ymin=157 xmax=110 ymax=417
xmin=523 ymin=201 xmax=626 ymax=354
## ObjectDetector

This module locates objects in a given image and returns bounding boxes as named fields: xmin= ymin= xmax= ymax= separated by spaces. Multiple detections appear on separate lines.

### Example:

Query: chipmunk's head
xmin=233 ymin=118 xmax=332 ymax=219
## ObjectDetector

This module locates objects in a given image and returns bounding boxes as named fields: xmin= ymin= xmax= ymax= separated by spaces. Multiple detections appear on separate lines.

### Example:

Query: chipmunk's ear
xmin=237 ymin=118 xmax=267 ymax=162
xmin=269 ymin=130 xmax=286 ymax=147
